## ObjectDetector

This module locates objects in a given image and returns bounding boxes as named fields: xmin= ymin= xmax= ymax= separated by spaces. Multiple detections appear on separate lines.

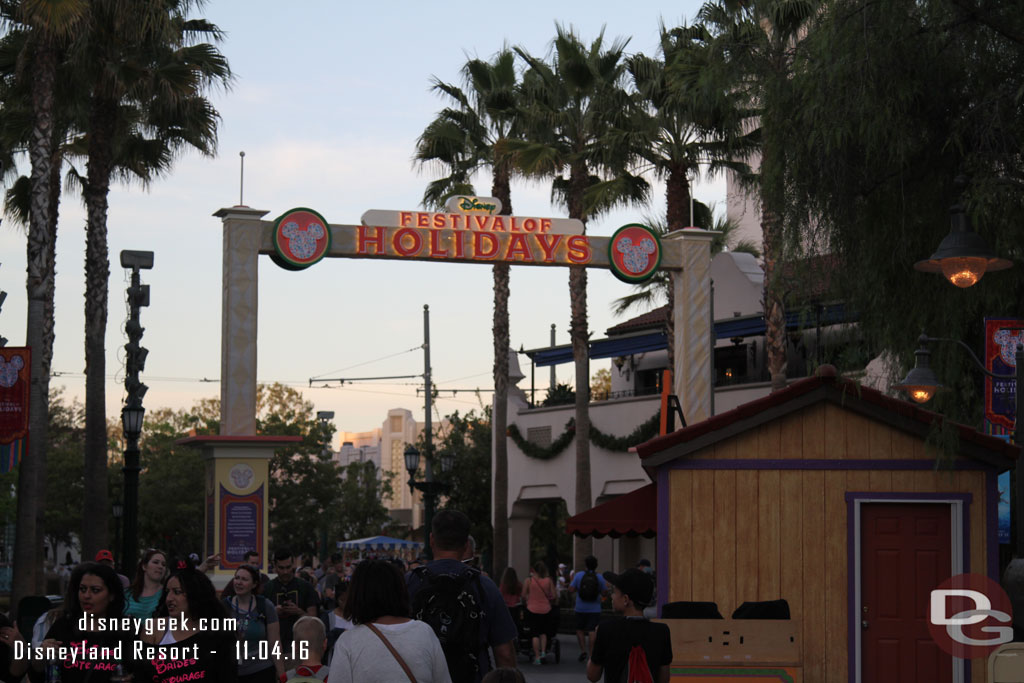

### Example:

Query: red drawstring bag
xmin=621 ymin=644 xmax=654 ymax=683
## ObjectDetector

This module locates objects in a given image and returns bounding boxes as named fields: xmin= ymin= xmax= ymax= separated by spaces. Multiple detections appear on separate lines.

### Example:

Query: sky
xmin=0 ymin=0 xmax=725 ymax=439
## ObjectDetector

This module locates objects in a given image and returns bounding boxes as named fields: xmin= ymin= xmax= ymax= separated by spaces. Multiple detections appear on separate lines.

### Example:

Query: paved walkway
xmin=510 ymin=632 xmax=591 ymax=682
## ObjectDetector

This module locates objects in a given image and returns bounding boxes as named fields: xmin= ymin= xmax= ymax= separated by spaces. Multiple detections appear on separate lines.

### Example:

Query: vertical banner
xmin=220 ymin=482 xmax=263 ymax=569
xmin=999 ymin=470 xmax=1011 ymax=544
xmin=0 ymin=347 xmax=30 ymax=473
xmin=984 ymin=318 xmax=1024 ymax=436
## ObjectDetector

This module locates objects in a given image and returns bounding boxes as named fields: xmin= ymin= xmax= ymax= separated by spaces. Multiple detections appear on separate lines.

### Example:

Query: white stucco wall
xmin=726 ymin=161 xmax=763 ymax=254
xmin=497 ymin=383 xmax=661 ymax=573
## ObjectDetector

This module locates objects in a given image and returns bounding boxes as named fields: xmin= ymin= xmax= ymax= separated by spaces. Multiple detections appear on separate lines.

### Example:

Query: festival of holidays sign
xmin=266 ymin=203 xmax=662 ymax=282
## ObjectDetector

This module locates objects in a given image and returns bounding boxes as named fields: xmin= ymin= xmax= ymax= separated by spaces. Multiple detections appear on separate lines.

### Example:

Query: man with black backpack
xmin=569 ymin=555 xmax=608 ymax=662
xmin=407 ymin=509 xmax=518 ymax=683
xmin=586 ymin=568 xmax=672 ymax=682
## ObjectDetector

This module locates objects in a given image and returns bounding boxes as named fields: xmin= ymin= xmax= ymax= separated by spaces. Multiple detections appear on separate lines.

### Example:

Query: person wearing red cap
xmin=95 ymin=549 xmax=131 ymax=590
xmin=586 ymin=568 xmax=672 ymax=683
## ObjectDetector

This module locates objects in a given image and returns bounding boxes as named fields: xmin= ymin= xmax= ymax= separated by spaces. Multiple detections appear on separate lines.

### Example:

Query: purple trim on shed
xmin=846 ymin=495 xmax=856 ymax=683
xmin=844 ymin=492 xmax=972 ymax=683
xmin=669 ymin=458 xmax=996 ymax=471
xmin=657 ymin=466 xmax=669 ymax=617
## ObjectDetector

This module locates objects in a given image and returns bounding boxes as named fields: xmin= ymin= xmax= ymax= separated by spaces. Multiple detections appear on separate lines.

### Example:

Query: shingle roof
xmin=634 ymin=366 xmax=1018 ymax=470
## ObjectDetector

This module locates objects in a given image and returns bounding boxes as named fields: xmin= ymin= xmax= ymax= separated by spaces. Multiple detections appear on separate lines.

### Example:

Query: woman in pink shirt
xmin=499 ymin=567 xmax=522 ymax=608
xmin=522 ymin=561 xmax=556 ymax=665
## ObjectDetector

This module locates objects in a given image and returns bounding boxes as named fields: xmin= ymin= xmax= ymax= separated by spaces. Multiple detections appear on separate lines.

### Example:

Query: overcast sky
xmin=0 ymin=0 xmax=726 ymax=439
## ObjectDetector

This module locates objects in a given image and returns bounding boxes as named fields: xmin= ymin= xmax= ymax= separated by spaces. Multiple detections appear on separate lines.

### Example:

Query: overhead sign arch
xmin=212 ymin=200 xmax=713 ymax=437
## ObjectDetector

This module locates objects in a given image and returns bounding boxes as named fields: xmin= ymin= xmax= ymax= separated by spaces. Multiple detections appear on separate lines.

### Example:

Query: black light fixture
xmin=895 ymin=335 xmax=945 ymax=404
xmin=440 ymin=450 xmax=455 ymax=474
xmin=112 ymin=501 xmax=123 ymax=519
xmin=404 ymin=444 xmax=420 ymax=475
xmin=122 ymin=405 xmax=145 ymax=438
xmin=913 ymin=177 xmax=1012 ymax=288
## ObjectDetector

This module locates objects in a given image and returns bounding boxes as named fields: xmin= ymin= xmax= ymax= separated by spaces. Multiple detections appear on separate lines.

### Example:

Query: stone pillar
xmin=214 ymin=207 xmax=269 ymax=436
xmin=669 ymin=229 xmax=714 ymax=425
xmin=178 ymin=434 xmax=300 ymax=582
xmin=508 ymin=504 xmax=536 ymax=573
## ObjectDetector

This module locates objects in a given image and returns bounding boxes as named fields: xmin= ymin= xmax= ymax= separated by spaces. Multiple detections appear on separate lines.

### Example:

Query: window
xmin=527 ymin=426 xmax=552 ymax=448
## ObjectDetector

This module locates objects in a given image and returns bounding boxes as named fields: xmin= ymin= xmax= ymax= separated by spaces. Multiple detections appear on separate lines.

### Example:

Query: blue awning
xmin=524 ymin=303 xmax=855 ymax=368
xmin=528 ymin=332 xmax=667 ymax=367
xmin=337 ymin=535 xmax=423 ymax=550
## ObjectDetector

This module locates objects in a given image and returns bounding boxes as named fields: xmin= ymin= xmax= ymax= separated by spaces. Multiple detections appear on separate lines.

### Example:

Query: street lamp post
xmin=120 ymin=250 xmax=152 ymax=573
xmin=404 ymin=444 xmax=454 ymax=560
xmin=112 ymin=500 xmax=123 ymax=574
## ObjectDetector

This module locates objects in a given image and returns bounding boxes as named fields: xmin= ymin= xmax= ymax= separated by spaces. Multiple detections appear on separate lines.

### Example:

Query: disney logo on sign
xmin=445 ymin=195 xmax=502 ymax=216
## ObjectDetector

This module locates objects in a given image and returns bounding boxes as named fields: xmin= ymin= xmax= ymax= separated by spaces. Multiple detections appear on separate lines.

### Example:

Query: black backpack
xmin=579 ymin=570 xmax=600 ymax=601
xmin=411 ymin=567 xmax=484 ymax=683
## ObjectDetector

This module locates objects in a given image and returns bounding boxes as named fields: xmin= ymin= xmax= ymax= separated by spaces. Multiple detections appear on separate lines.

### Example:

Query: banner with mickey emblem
xmin=985 ymin=318 xmax=1024 ymax=434
xmin=0 ymin=347 xmax=30 ymax=473
xmin=607 ymin=224 xmax=662 ymax=283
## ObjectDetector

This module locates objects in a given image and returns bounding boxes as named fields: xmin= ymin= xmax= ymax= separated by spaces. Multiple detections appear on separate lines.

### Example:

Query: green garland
xmin=506 ymin=412 xmax=661 ymax=460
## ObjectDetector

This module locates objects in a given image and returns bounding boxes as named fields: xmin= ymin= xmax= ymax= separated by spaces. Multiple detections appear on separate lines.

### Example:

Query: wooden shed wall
xmin=665 ymin=403 xmax=991 ymax=683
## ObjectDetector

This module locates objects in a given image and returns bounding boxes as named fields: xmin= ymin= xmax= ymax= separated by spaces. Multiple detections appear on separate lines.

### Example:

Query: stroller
xmin=511 ymin=603 xmax=561 ymax=664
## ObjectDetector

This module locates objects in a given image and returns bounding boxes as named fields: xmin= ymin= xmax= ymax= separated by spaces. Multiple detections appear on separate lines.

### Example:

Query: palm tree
xmin=699 ymin=0 xmax=817 ymax=391
xmin=622 ymin=23 xmax=754 ymax=370
xmin=77 ymin=0 xmax=231 ymax=557
xmin=3 ymin=0 xmax=88 ymax=606
xmin=414 ymin=48 xmax=520 ymax=574
xmin=513 ymin=26 xmax=648 ymax=566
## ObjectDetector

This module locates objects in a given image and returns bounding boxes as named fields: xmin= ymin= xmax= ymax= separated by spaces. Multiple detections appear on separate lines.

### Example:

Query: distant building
xmin=337 ymin=441 xmax=381 ymax=470
xmin=336 ymin=408 xmax=448 ymax=537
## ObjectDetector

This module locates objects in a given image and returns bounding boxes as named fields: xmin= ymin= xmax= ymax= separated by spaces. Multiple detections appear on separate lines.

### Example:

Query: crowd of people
xmin=0 ymin=509 xmax=671 ymax=683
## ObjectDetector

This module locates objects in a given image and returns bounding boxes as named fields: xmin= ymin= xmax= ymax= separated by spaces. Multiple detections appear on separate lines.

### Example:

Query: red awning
xmin=565 ymin=483 xmax=656 ymax=538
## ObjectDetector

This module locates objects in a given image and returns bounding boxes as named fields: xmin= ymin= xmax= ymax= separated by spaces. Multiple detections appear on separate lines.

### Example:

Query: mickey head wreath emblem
xmin=0 ymin=355 xmax=24 ymax=388
xmin=993 ymin=328 xmax=1022 ymax=367
xmin=271 ymin=208 xmax=332 ymax=270
xmin=608 ymin=224 xmax=662 ymax=283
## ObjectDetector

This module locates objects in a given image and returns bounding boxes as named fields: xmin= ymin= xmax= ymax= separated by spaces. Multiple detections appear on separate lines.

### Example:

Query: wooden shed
xmin=635 ymin=366 xmax=1017 ymax=683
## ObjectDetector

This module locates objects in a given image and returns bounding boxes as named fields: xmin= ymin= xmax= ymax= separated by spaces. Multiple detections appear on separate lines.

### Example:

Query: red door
xmin=862 ymin=503 xmax=953 ymax=683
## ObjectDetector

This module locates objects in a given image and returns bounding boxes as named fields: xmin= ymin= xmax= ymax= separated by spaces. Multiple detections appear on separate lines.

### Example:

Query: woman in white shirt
xmin=327 ymin=559 xmax=451 ymax=683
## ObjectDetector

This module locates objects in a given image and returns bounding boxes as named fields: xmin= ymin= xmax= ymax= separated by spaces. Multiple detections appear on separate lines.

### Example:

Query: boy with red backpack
xmin=585 ymin=568 xmax=672 ymax=683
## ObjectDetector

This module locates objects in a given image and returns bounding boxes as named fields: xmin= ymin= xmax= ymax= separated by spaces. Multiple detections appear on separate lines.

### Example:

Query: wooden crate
xmin=656 ymin=618 xmax=802 ymax=681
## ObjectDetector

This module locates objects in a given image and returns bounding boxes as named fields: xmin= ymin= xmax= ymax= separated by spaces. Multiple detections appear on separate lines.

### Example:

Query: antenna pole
xmin=239 ymin=151 xmax=246 ymax=206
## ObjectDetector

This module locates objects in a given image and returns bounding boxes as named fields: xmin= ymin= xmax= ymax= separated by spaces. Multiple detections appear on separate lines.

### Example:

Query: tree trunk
xmin=666 ymin=165 xmax=692 ymax=233
xmin=490 ymin=164 xmax=511 ymax=575
xmin=760 ymin=128 xmax=787 ymax=392
xmin=663 ymin=164 xmax=693 ymax=375
xmin=81 ymin=98 xmax=116 ymax=558
xmin=15 ymin=40 xmax=57 ymax=605
xmin=567 ymin=163 xmax=592 ymax=567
